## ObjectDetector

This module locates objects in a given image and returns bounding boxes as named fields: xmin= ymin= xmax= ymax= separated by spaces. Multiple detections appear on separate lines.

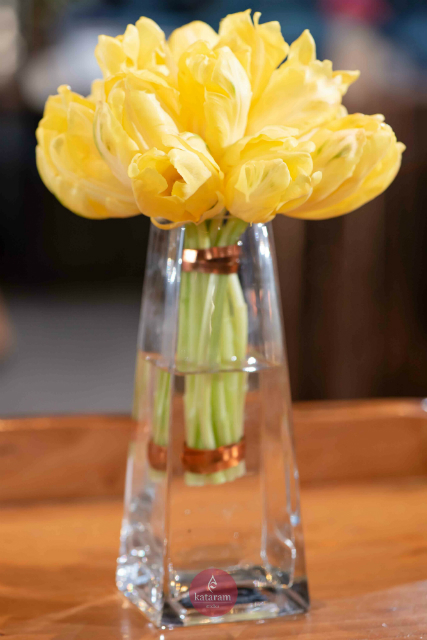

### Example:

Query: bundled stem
xmin=152 ymin=216 xmax=249 ymax=485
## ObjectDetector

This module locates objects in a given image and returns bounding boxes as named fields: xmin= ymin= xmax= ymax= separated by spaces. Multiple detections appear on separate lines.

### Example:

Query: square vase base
xmin=119 ymin=578 xmax=309 ymax=627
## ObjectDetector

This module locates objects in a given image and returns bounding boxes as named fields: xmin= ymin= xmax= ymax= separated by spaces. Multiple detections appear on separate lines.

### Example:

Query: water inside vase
xmin=116 ymin=353 xmax=309 ymax=626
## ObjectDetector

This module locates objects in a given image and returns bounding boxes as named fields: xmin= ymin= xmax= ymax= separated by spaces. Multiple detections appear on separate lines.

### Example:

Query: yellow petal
xmin=95 ymin=17 xmax=169 ymax=79
xmin=162 ymin=131 xmax=220 ymax=170
xmin=122 ymin=72 xmax=181 ymax=148
xmin=89 ymin=78 xmax=105 ymax=102
xmin=218 ymin=10 xmax=288 ymax=103
xmin=301 ymin=127 xmax=366 ymax=203
xmin=247 ymin=29 xmax=359 ymax=136
xmin=227 ymin=158 xmax=291 ymax=222
xmin=95 ymin=35 xmax=127 ymax=78
xmin=169 ymin=148 xmax=211 ymax=200
xmin=221 ymin=125 xmax=302 ymax=172
xmin=277 ymin=171 xmax=322 ymax=214
xmin=121 ymin=24 xmax=140 ymax=64
xmin=169 ymin=21 xmax=219 ymax=63
xmin=134 ymin=17 xmax=168 ymax=72
xmin=94 ymin=97 xmax=139 ymax=186
xmin=178 ymin=42 xmax=252 ymax=160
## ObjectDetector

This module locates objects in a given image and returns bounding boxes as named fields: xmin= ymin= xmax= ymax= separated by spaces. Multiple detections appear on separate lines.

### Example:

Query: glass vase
xmin=116 ymin=217 xmax=309 ymax=627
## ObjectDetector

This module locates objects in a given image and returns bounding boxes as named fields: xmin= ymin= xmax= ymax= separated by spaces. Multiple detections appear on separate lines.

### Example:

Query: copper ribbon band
xmin=182 ymin=437 xmax=246 ymax=474
xmin=148 ymin=440 xmax=167 ymax=472
xmin=182 ymin=245 xmax=241 ymax=275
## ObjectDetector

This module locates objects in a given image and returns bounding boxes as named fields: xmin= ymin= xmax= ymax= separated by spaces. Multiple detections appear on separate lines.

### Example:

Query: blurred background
xmin=0 ymin=0 xmax=426 ymax=416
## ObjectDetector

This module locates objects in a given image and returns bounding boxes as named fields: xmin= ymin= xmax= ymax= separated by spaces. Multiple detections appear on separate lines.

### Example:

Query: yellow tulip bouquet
xmin=36 ymin=10 xmax=404 ymax=484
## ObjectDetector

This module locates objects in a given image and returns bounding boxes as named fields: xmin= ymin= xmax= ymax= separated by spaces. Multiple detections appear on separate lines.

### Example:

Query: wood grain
xmin=1 ymin=399 xmax=427 ymax=501
xmin=294 ymin=397 xmax=427 ymax=484
xmin=0 ymin=414 xmax=133 ymax=502
xmin=1 ymin=478 xmax=427 ymax=638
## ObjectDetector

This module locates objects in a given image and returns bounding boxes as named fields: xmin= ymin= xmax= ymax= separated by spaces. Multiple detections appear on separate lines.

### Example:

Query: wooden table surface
xmin=1 ymin=401 xmax=427 ymax=639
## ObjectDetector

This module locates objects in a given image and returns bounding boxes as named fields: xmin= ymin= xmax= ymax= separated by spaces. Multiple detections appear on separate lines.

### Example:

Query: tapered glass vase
xmin=116 ymin=217 xmax=309 ymax=627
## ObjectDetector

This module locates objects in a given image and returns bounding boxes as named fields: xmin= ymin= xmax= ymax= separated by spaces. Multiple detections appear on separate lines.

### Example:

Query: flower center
xmin=161 ymin=164 xmax=184 ymax=196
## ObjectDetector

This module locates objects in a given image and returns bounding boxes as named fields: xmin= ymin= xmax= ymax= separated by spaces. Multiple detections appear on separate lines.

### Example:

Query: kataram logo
xmin=189 ymin=568 xmax=237 ymax=617
xmin=207 ymin=574 xmax=217 ymax=592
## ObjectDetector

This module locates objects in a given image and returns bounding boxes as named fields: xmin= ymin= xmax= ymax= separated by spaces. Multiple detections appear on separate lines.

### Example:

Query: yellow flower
xmin=95 ymin=17 xmax=170 ymax=79
xmin=36 ymin=85 xmax=139 ymax=219
xmin=178 ymin=42 xmax=252 ymax=160
xmin=168 ymin=21 xmax=219 ymax=64
xmin=222 ymin=127 xmax=321 ymax=223
xmin=36 ymin=13 xmax=404 ymax=226
xmin=247 ymin=29 xmax=359 ymax=136
xmin=218 ymin=10 xmax=288 ymax=104
xmin=93 ymin=71 xmax=181 ymax=185
xmin=129 ymin=132 xmax=224 ymax=225
xmin=286 ymin=113 xmax=405 ymax=219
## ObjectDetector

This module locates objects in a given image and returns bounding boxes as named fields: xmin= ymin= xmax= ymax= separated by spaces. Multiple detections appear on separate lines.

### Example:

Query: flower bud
xmin=287 ymin=113 xmax=405 ymax=219
xmin=222 ymin=127 xmax=321 ymax=222
xmin=129 ymin=133 xmax=224 ymax=225
xmin=36 ymin=85 xmax=138 ymax=219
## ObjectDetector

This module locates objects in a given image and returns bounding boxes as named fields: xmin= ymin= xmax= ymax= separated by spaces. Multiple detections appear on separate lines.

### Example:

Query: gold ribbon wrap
xmin=182 ymin=245 xmax=241 ymax=274
xmin=182 ymin=438 xmax=246 ymax=474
